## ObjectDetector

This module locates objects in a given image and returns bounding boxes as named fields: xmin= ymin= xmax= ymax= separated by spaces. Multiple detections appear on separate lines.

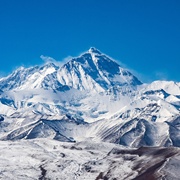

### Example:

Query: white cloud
xmin=40 ymin=55 xmax=56 ymax=63
xmin=40 ymin=55 xmax=74 ymax=67
xmin=62 ymin=56 xmax=74 ymax=63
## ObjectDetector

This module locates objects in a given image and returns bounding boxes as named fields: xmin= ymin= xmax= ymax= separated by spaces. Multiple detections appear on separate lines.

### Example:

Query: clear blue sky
xmin=0 ymin=0 xmax=180 ymax=82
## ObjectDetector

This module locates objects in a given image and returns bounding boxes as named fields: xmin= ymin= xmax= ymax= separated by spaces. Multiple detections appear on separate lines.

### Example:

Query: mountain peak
xmin=88 ymin=47 xmax=101 ymax=54
xmin=57 ymin=48 xmax=142 ymax=91
xmin=41 ymin=62 xmax=59 ymax=70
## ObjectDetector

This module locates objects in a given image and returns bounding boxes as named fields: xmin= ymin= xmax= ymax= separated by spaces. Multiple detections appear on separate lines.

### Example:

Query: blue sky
xmin=0 ymin=0 xmax=180 ymax=82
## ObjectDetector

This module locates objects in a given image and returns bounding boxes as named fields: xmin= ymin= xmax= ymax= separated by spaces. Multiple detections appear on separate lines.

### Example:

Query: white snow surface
xmin=0 ymin=139 xmax=179 ymax=180
xmin=0 ymin=48 xmax=180 ymax=148
xmin=0 ymin=48 xmax=180 ymax=179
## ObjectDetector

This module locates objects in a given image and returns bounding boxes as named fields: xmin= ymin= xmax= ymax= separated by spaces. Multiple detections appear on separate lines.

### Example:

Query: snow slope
xmin=0 ymin=47 xmax=180 ymax=148
xmin=57 ymin=47 xmax=142 ymax=91
xmin=0 ymin=139 xmax=179 ymax=180
xmin=1 ymin=48 xmax=180 ymax=179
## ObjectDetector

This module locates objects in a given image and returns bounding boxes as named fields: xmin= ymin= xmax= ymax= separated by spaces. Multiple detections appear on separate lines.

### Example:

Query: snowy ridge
xmin=0 ymin=47 xmax=180 ymax=148
xmin=57 ymin=47 xmax=142 ymax=91
xmin=1 ymin=48 xmax=180 ymax=179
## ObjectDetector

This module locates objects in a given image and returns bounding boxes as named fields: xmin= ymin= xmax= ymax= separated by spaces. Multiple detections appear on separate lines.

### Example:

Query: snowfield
xmin=0 ymin=139 xmax=180 ymax=180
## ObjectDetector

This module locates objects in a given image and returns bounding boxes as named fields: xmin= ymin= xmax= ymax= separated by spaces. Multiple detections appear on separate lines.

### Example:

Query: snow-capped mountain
xmin=57 ymin=47 xmax=142 ymax=91
xmin=1 ymin=47 xmax=180 ymax=179
xmin=0 ymin=47 xmax=180 ymax=148
xmin=0 ymin=47 xmax=141 ymax=92
xmin=0 ymin=63 xmax=59 ymax=91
